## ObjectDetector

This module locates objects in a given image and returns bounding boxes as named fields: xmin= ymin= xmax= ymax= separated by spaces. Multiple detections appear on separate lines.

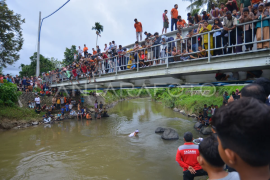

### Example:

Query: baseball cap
xmin=135 ymin=129 xmax=139 ymax=133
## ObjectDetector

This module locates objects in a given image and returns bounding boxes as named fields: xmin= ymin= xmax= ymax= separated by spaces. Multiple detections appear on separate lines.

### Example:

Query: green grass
xmin=101 ymin=86 xmax=245 ymax=115
xmin=0 ymin=106 xmax=46 ymax=121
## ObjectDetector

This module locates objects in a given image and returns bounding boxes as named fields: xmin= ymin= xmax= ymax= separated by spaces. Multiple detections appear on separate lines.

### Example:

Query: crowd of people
xmin=176 ymin=77 xmax=270 ymax=180
xmin=32 ymin=92 xmax=109 ymax=124
xmin=1 ymin=1 xmax=269 ymax=85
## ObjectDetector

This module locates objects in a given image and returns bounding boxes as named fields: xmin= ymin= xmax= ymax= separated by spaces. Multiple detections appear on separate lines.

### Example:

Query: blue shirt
xmin=81 ymin=109 xmax=84 ymax=113
xmin=81 ymin=97 xmax=84 ymax=103
xmin=61 ymin=108 xmax=65 ymax=113
xmin=65 ymin=105 xmax=69 ymax=109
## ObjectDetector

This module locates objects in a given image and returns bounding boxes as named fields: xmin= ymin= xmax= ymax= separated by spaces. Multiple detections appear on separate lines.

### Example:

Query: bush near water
xmin=102 ymin=86 xmax=244 ymax=115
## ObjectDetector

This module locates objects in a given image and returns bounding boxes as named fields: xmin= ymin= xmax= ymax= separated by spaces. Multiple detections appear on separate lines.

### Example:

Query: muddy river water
xmin=0 ymin=98 xmax=201 ymax=180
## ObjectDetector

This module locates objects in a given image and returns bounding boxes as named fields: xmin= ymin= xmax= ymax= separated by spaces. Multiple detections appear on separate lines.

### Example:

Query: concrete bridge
xmin=50 ymin=18 xmax=270 ymax=90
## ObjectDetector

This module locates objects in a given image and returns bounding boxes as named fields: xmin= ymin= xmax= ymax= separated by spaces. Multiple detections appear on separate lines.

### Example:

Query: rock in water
xmin=161 ymin=128 xmax=179 ymax=140
xmin=155 ymin=127 xmax=166 ymax=133
xmin=194 ymin=122 xmax=202 ymax=129
xmin=200 ymin=126 xmax=213 ymax=135
xmin=173 ymin=108 xmax=179 ymax=112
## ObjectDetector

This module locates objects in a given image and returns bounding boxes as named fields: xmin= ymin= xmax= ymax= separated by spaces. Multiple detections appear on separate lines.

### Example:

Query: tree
xmin=92 ymin=22 xmax=103 ymax=46
xmin=63 ymin=45 xmax=77 ymax=66
xmin=19 ymin=52 xmax=58 ymax=77
xmin=0 ymin=0 xmax=25 ymax=68
xmin=184 ymin=0 xmax=240 ymax=13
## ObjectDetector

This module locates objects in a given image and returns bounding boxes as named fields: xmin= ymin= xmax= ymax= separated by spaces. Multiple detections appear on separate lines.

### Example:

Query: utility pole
xmin=36 ymin=11 xmax=41 ymax=77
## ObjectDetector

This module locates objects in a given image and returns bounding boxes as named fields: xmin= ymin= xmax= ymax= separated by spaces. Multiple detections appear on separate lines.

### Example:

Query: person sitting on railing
xmin=188 ymin=49 xmax=198 ymax=59
xmin=210 ymin=4 xmax=221 ymax=19
xmin=138 ymin=50 xmax=146 ymax=67
xmin=186 ymin=29 xmax=198 ymax=52
xmin=199 ymin=20 xmax=213 ymax=56
xmin=177 ymin=15 xmax=187 ymax=34
xmin=180 ymin=48 xmax=190 ymax=61
xmin=141 ymin=43 xmax=150 ymax=66
xmin=221 ymin=11 xmax=237 ymax=54
xmin=202 ymin=11 xmax=212 ymax=21
xmin=133 ymin=41 xmax=142 ymax=63
xmin=212 ymin=18 xmax=223 ymax=56
xmin=197 ymin=45 xmax=207 ymax=58
xmin=172 ymin=46 xmax=181 ymax=61
xmin=194 ymin=13 xmax=202 ymax=24
xmin=239 ymin=7 xmax=255 ymax=51
xmin=254 ymin=3 xmax=270 ymax=49
xmin=145 ymin=38 xmax=153 ymax=65
xmin=175 ymin=32 xmax=184 ymax=52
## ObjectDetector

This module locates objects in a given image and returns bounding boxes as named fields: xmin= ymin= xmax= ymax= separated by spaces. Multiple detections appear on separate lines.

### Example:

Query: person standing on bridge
xmin=134 ymin=19 xmax=143 ymax=42
xmin=171 ymin=4 xmax=178 ymax=31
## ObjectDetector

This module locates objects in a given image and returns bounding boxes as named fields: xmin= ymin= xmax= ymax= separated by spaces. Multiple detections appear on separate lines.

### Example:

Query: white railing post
xmin=208 ymin=31 xmax=210 ymax=63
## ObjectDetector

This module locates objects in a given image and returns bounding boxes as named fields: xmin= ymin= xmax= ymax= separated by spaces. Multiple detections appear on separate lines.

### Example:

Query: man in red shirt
xmin=72 ymin=67 xmax=80 ymax=84
xmin=134 ymin=19 xmax=143 ymax=42
xmin=176 ymin=132 xmax=207 ymax=180
xmin=171 ymin=4 xmax=178 ymax=31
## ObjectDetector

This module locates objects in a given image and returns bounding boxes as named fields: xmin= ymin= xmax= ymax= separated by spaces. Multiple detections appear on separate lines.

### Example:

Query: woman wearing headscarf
xmin=212 ymin=18 xmax=223 ymax=55
xmin=255 ymin=3 xmax=269 ymax=49
xmin=199 ymin=20 xmax=213 ymax=56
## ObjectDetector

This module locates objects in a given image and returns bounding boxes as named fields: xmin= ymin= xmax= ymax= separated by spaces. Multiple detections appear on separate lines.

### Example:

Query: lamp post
xmin=36 ymin=11 xmax=41 ymax=77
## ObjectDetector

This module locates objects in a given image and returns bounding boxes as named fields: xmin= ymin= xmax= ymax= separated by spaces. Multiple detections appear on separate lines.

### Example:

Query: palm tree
xmin=92 ymin=22 xmax=104 ymax=46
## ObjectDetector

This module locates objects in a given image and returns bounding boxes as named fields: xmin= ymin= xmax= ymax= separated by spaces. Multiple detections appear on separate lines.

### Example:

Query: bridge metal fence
xmin=45 ymin=17 xmax=270 ymax=85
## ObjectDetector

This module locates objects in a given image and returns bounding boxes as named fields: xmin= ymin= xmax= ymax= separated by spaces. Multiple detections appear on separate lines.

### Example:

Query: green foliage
xmin=184 ymin=0 xmax=240 ymax=13
xmin=0 ymin=81 xmax=20 ymax=106
xmin=19 ymin=52 xmax=60 ymax=77
xmin=0 ymin=0 xmax=25 ymax=67
xmin=0 ymin=106 xmax=46 ymax=121
xmin=92 ymin=22 xmax=104 ymax=34
xmin=63 ymin=45 xmax=77 ymax=66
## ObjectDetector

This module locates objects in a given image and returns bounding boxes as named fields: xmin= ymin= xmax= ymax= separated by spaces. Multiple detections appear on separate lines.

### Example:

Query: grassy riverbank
xmin=101 ymin=86 xmax=244 ymax=115
xmin=0 ymin=106 xmax=46 ymax=122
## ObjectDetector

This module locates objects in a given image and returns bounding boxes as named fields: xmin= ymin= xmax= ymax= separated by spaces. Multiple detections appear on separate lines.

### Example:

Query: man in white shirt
xmin=77 ymin=46 xmax=83 ymax=59
xmin=34 ymin=95 xmax=41 ymax=109
xmin=129 ymin=129 xmax=139 ymax=137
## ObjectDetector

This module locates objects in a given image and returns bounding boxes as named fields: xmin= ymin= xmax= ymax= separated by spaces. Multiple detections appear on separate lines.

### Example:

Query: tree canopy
xmin=19 ymin=52 xmax=61 ymax=77
xmin=0 ymin=0 xmax=25 ymax=68
xmin=63 ymin=45 xmax=77 ymax=66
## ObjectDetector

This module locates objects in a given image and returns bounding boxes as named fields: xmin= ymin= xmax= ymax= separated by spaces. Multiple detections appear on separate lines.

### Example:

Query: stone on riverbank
xmin=155 ymin=127 xmax=166 ymax=133
xmin=180 ymin=110 xmax=186 ymax=115
xmin=32 ymin=121 xmax=39 ymax=125
xmin=194 ymin=122 xmax=202 ymax=129
xmin=188 ymin=114 xmax=197 ymax=117
xmin=161 ymin=128 xmax=179 ymax=140
xmin=200 ymin=126 xmax=212 ymax=135
xmin=173 ymin=108 xmax=180 ymax=112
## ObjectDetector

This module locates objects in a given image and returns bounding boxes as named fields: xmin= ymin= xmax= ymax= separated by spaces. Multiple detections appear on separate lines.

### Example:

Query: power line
xmin=38 ymin=0 xmax=70 ymax=42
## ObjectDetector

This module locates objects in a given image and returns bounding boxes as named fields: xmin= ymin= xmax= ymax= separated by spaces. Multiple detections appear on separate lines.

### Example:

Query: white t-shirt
xmin=268 ymin=95 xmax=270 ymax=101
xmin=69 ymin=104 xmax=73 ymax=109
xmin=211 ymin=108 xmax=215 ymax=115
xmin=217 ymin=172 xmax=240 ymax=180
xmin=74 ymin=54 xmax=77 ymax=59
xmin=77 ymin=48 xmax=83 ymax=54
xmin=35 ymin=97 xmax=40 ymax=104
xmin=128 ymin=132 xmax=136 ymax=137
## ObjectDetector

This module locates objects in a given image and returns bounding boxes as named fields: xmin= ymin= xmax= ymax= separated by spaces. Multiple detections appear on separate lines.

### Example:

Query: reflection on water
xmin=0 ymin=98 xmax=201 ymax=180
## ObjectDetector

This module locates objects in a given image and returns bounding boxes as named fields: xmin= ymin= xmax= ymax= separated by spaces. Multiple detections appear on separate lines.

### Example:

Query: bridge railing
xmin=45 ymin=17 xmax=270 ymax=85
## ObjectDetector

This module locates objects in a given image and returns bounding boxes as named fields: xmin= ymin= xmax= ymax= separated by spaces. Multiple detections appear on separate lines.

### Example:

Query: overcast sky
xmin=4 ymin=0 xmax=190 ymax=76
